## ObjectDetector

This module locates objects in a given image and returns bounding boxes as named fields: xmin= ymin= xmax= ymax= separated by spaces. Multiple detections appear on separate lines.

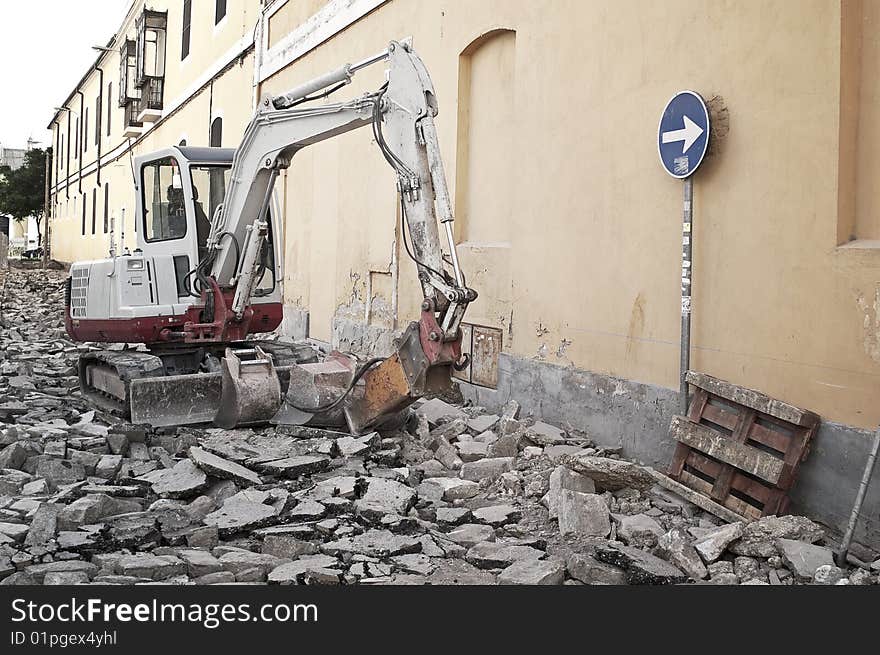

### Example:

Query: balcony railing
xmin=124 ymin=99 xmax=143 ymax=128
xmin=141 ymin=77 xmax=164 ymax=111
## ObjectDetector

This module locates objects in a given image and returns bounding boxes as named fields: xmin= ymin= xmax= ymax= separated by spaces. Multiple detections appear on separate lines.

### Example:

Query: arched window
xmin=210 ymin=117 xmax=223 ymax=147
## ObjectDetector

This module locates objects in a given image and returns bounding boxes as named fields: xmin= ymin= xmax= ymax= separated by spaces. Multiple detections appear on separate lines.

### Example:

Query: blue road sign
xmin=657 ymin=91 xmax=710 ymax=179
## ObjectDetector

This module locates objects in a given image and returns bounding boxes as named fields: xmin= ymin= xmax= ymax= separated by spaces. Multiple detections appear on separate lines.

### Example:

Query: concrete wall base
xmin=459 ymin=352 xmax=880 ymax=552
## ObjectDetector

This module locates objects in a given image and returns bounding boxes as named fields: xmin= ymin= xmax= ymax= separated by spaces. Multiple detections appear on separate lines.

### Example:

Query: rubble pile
xmin=1 ymin=266 xmax=878 ymax=585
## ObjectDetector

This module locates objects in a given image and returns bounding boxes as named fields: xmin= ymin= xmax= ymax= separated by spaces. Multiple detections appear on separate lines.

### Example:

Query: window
xmin=106 ymin=82 xmax=112 ymax=135
xmin=142 ymin=156 xmax=186 ymax=241
xmin=104 ymin=184 xmax=110 ymax=233
xmin=181 ymin=0 xmax=192 ymax=60
xmin=81 ymin=193 xmax=86 ymax=235
xmin=58 ymin=134 xmax=63 ymax=170
xmin=210 ymin=117 xmax=222 ymax=147
xmin=74 ymin=118 xmax=79 ymax=157
xmin=119 ymin=39 xmax=142 ymax=130
xmin=119 ymin=40 xmax=135 ymax=107
xmin=215 ymin=0 xmax=226 ymax=24
xmin=84 ymin=108 xmax=89 ymax=152
xmin=91 ymin=187 xmax=97 ymax=234
xmin=190 ymin=165 xmax=230 ymax=260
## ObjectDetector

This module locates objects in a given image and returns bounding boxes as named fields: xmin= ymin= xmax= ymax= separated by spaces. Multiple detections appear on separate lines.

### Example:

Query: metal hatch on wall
xmin=453 ymin=322 xmax=502 ymax=388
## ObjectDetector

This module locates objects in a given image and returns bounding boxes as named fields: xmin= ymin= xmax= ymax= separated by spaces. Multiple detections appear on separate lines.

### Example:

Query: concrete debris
xmin=188 ymin=446 xmax=262 ymax=487
xmin=526 ymin=421 xmax=566 ymax=445
xmin=355 ymin=477 xmax=416 ymax=519
xmin=558 ymin=491 xmax=610 ymax=537
xmin=467 ymin=414 xmax=499 ymax=433
xmin=560 ymin=454 xmax=655 ymax=491
xmin=594 ymin=542 xmax=687 ymax=585
xmin=0 ymin=267 xmax=873 ymax=587
xmin=465 ymin=542 xmax=545 ymax=569
xmin=416 ymin=398 xmax=466 ymax=426
xmin=472 ymin=504 xmax=521 ymax=527
xmin=203 ymin=497 xmax=277 ymax=537
xmin=565 ymin=553 xmax=627 ymax=585
xmin=267 ymin=554 xmax=340 ymax=584
xmin=498 ymin=557 xmax=564 ymax=585
xmin=419 ymin=477 xmax=480 ymax=502
xmin=445 ymin=524 xmax=496 ymax=548
xmin=322 ymin=530 xmax=421 ymax=558
xmin=693 ymin=522 xmax=745 ymax=563
xmin=775 ymin=538 xmax=835 ymax=581
xmin=139 ymin=459 xmax=208 ymax=498
xmin=656 ymin=528 xmax=708 ymax=580
xmin=545 ymin=465 xmax=595 ymax=519
xmin=613 ymin=513 xmax=664 ymax=549
xmin=460 ymin=457 xmax=514 ymax=482
xmin=728 ymin=514 xmax=825 ymax=557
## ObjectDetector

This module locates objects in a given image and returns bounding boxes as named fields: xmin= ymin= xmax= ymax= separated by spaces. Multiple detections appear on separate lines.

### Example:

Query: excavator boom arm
xmin=206 ymin=40 xmax=476 ymax=432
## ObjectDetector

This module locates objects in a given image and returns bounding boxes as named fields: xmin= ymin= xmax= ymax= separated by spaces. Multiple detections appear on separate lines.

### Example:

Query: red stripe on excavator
xmin=64 ymin=302 xmax=283 ymax=345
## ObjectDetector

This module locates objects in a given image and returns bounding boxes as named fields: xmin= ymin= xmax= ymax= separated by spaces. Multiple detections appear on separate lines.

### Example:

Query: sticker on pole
xmin=658 ymin=90 xmax=710 ymax=179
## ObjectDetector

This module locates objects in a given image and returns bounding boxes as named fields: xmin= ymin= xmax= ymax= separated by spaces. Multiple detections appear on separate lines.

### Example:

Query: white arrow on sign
xmin=661 ymin=115 xmax=704 ymax=154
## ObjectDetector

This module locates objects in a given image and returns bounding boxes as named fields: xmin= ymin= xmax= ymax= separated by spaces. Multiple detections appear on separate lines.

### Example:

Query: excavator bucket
xmin=130 ymin=372 xmax=224 ymax=427
xmin=214 ymin=346 xmax=282 ymax=428
xmin=272 ymin=353 xmax=355 ymax=428
xmin=344 ymin=322 xmax=453 ymax=434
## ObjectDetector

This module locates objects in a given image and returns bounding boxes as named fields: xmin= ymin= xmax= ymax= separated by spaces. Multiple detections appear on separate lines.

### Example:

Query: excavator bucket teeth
xmin=214 ymin=346 xmax=282 ymax=429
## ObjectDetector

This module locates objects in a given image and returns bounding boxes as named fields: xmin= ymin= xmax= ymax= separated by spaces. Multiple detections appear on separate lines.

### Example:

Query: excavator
xmin=64 ymin=40 xmax=476 ymax=435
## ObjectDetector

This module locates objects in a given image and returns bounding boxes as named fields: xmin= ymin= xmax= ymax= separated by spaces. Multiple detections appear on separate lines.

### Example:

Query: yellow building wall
xmin=255 ymin=0 xmax=880 ymax=430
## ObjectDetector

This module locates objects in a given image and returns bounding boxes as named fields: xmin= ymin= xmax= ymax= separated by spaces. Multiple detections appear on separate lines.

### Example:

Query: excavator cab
xmin=134 ymin=146 xmax=280 ymax=307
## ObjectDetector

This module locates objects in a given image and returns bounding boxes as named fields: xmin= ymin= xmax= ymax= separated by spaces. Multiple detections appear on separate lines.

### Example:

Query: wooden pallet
xmin=667 ymin=371 xmax=820 ymax=521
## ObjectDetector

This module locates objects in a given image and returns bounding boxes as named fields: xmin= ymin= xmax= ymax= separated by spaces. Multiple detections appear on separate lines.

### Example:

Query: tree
xmin=0 ymin=147 xmax=50 ymax=247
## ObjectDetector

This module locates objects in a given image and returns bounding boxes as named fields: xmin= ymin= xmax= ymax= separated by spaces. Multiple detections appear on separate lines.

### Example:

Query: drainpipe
xmin=77 ymin=90 xmax=85 ymax=194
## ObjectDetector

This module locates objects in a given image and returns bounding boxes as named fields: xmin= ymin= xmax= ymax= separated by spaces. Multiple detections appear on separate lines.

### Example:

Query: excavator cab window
xmin=190 ymin=165 xmax=231 ymax=261
xmin=142 ymin=156 xmax=186 ymax=241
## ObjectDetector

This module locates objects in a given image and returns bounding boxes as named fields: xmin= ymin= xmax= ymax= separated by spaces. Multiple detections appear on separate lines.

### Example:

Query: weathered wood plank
xmin=685 ymin=371 xmax=820 ymax=428
xmin=746 ymin=421 xmax=790 ymax=454
xmin=710 ymin=408 xmax=756 ymax=502
xmin=647 ymin=468 xmax=749 ymax=524
xmin=670 ymin=415 xmax=784 ymax=484
xmin=678 ymin=469 xmax=762 ymax=519
xmin=730 ymin=470 xmax=773 ymax=503
xmin=685 ymin=450 xmax=723 ymax=478
xmin=669 ymin=388 xmax=707 ymax=479
xmin=686 ymin=388 xmax=709 ymax=422
xmin=701 ymin=402 xmax=740 ymax=432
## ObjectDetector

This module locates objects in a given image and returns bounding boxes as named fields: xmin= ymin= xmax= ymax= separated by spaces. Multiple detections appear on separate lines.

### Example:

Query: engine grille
xmin=70 ymin=267 xmax=89 ymax=318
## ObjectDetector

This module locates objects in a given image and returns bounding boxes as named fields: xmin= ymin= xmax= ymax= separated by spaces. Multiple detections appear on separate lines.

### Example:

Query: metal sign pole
xmin=680 ymin=177 xmax=693 ymax=414
xmin=657 ymin=90 xmax=709 ymax=415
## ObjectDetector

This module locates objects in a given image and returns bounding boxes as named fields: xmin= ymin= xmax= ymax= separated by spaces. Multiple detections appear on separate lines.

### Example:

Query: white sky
xmin=0 ymin=0 xmax=130 ymax=149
